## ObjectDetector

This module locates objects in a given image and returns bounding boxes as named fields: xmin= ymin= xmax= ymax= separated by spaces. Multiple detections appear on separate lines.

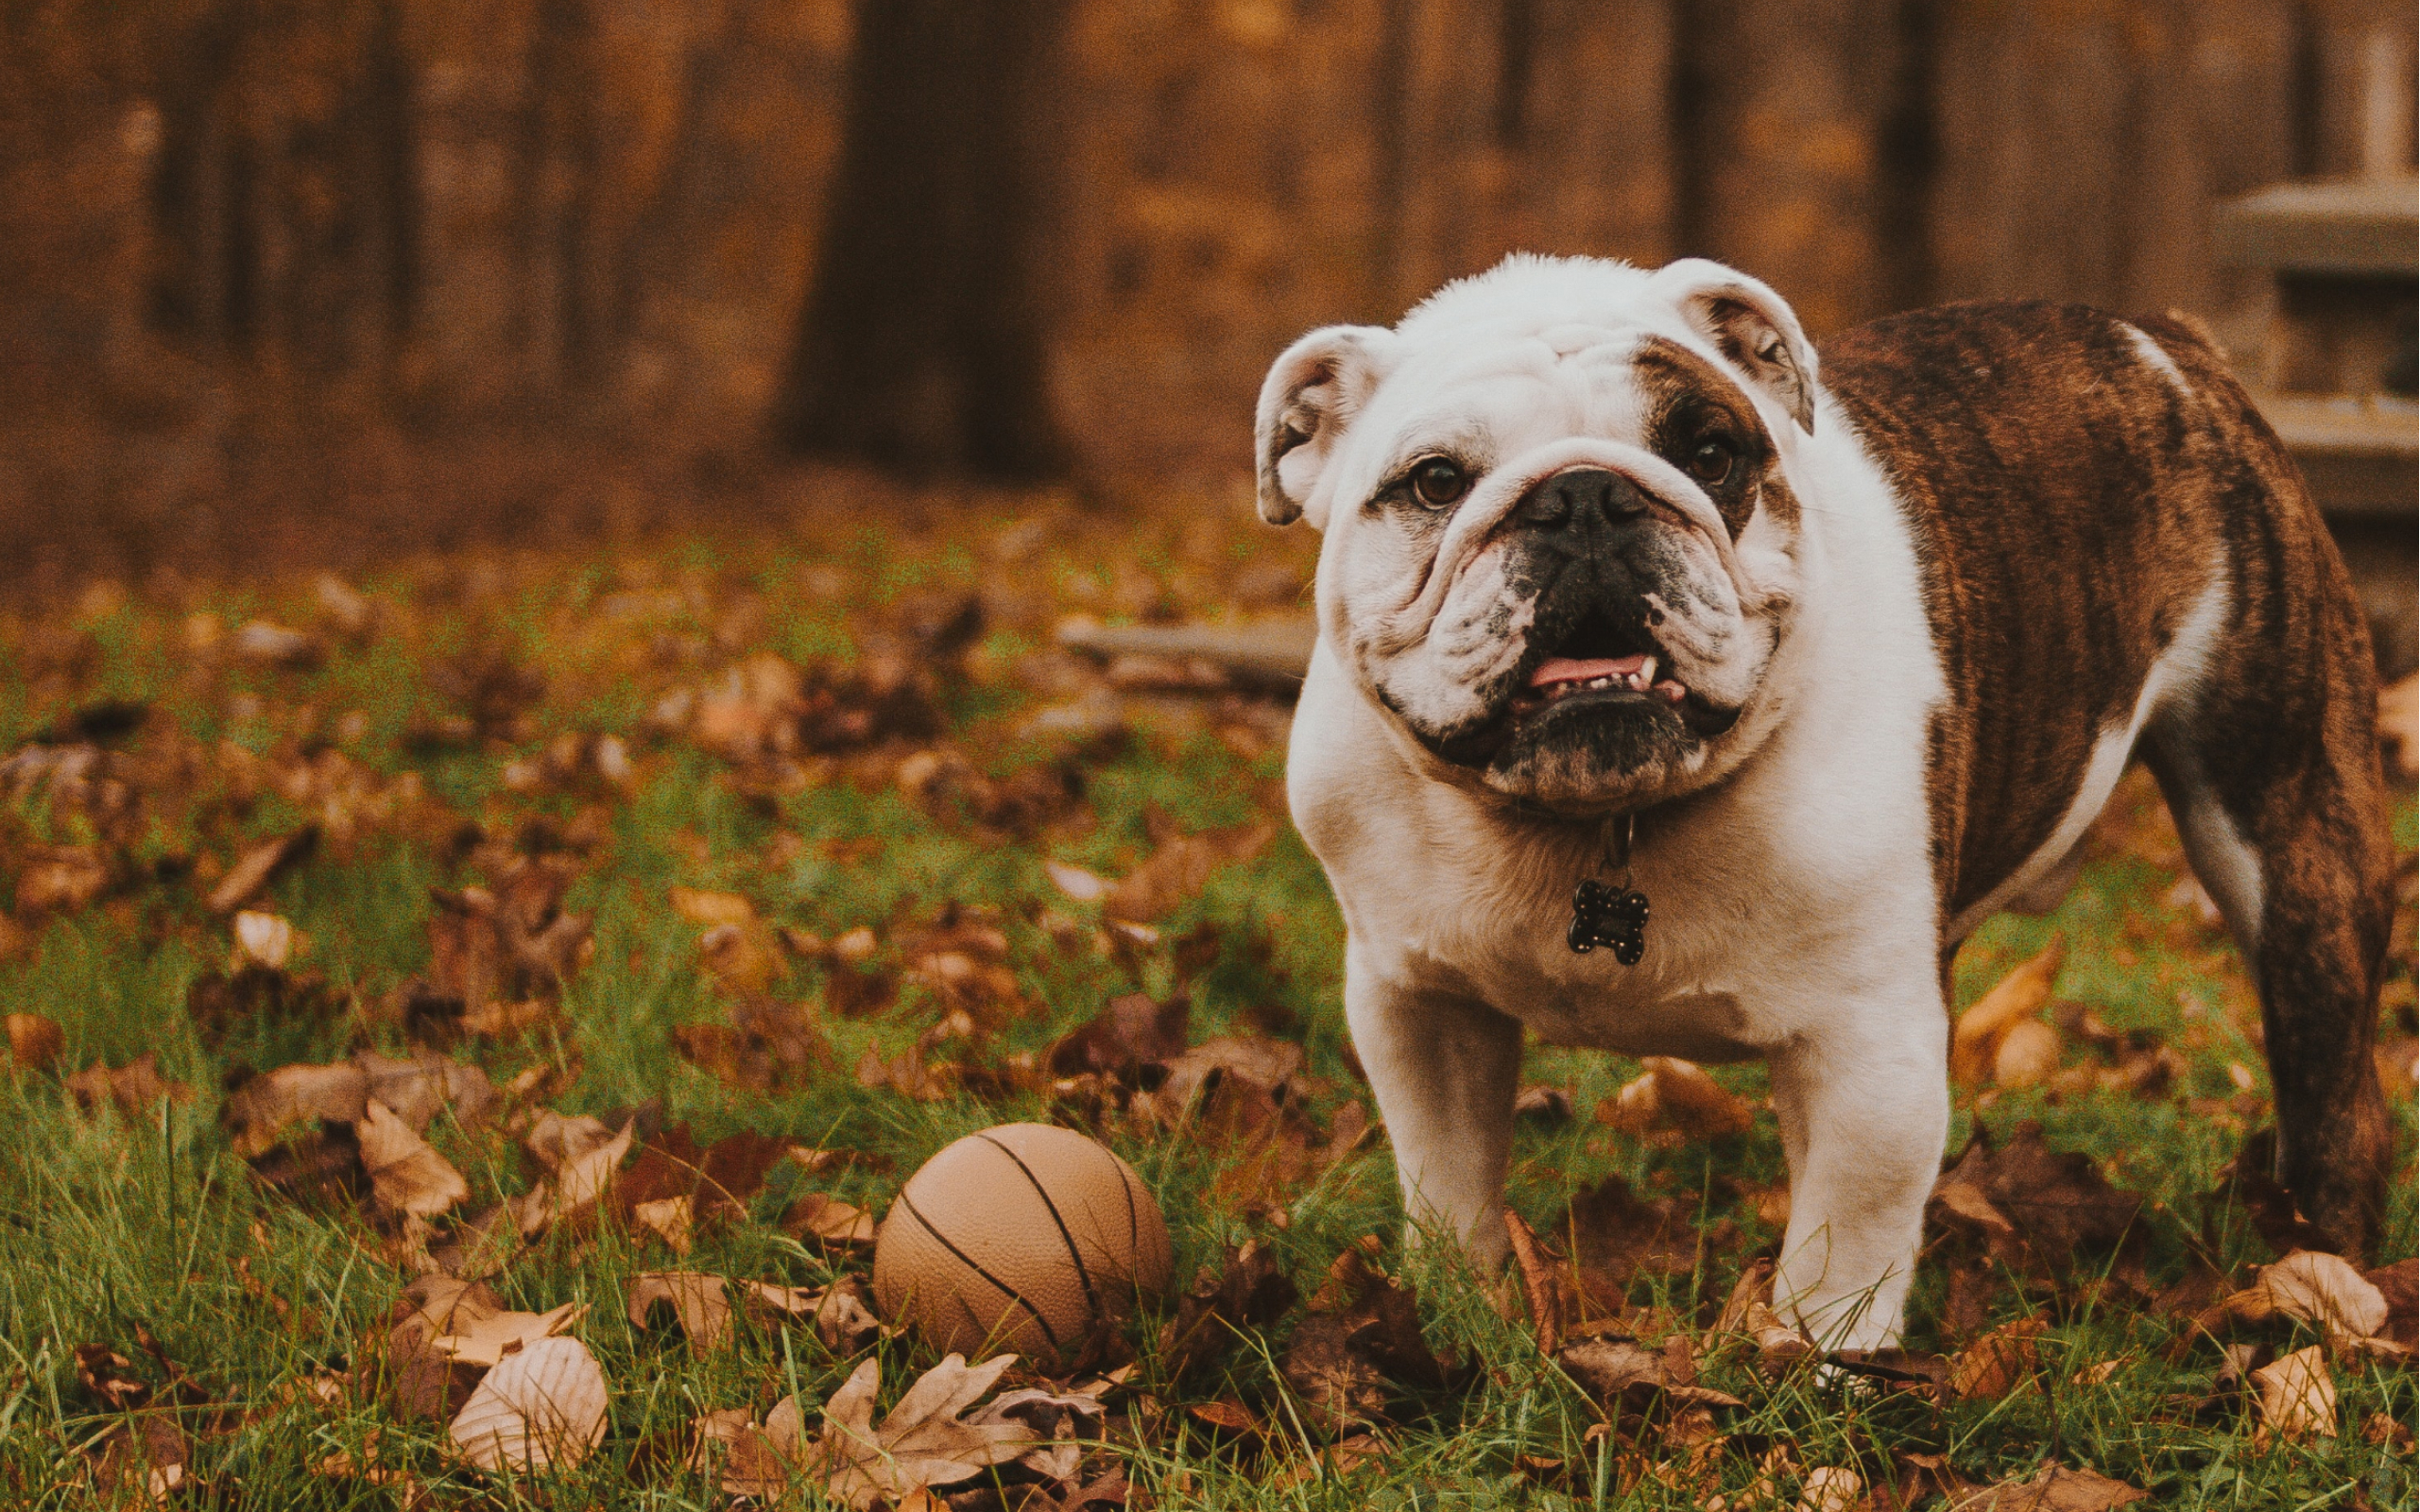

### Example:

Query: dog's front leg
xmin=1766 ymin=999 xmax=1948 ymax=1351
xmin=1344 ymin=940 xmax=1524 ymax=1267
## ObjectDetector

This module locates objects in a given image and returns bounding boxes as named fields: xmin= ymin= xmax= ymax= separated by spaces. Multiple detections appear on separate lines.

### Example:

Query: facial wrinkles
xmin=1364 ymin=436 xmax=1757 ymax=664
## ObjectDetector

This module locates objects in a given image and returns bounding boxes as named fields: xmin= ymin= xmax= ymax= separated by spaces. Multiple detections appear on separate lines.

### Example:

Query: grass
xmin=0 ymin=494 xmax=2411 ymax=1508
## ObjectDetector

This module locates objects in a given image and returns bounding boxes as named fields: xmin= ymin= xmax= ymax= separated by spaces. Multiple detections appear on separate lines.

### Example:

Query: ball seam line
xmin=976 ymin=1132 xmax=1108 ymax=1320
xmin=894 ymin=1187 xmax=1064 ymax=1358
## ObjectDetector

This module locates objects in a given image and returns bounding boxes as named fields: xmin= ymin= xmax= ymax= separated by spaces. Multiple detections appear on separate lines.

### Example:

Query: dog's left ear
xmin=1652 ymin=260 xmax=1817 ymax=434
xmin=1254 ymin=324 xmax=1395 ymax=527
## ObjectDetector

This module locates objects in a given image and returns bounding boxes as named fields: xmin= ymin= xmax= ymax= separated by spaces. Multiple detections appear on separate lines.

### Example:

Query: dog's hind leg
xmin=2143 ymin=606 xmax=2394 ymax=1259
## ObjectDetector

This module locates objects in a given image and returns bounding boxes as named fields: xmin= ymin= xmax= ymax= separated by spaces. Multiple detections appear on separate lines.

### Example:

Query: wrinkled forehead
xmin=1360 ymin=314 xmax=1761 ymax=457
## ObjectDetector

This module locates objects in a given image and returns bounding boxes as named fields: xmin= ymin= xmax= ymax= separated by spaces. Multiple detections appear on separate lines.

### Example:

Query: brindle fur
xmin=1823 ymin=301 xmax=2394 ymax=1257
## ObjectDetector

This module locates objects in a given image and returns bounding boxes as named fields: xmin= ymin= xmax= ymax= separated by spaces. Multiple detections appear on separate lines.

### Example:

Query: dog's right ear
xmin=1254 ymin=325 xmax=1393 ymax=527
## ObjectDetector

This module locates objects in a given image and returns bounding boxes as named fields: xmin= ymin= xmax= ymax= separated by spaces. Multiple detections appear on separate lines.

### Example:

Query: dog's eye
xmin=1687 ymin=438 xmax=1735 ymax=486
xmin=1409 ymin=456 xmax=1470 ymax=507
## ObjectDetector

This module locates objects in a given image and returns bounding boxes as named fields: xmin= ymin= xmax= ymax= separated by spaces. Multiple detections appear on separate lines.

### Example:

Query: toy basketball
xmin=872 ymin=1123 xmax=1173 ymax=1368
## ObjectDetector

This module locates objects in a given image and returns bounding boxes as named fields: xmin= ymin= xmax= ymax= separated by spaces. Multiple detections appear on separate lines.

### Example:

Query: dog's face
xmin=1255 ymin=256 xmax=1815 ymax=812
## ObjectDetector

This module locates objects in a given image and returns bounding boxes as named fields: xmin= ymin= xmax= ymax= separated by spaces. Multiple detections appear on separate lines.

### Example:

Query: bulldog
xmin=1255 ymin=254 xmax=2394 ymax=1350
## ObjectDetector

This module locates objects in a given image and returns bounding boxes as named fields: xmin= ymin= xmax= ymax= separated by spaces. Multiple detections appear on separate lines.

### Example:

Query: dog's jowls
xmin=1258 ymin=254 xmax=2392 ymax=1350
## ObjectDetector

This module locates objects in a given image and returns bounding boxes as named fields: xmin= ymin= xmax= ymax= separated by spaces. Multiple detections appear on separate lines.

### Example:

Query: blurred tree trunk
xmin=777 ymin=0 xmax=1070 ymax=479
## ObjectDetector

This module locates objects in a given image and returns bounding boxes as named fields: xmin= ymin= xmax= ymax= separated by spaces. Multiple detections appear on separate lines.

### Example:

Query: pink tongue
xmin=1529 ymin=653 xmax=1648 ymax=689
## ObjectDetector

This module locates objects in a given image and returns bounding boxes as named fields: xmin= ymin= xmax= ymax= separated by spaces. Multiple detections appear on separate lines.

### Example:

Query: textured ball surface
xmin=873 ymin=1123 xmax=1173 ymax=1367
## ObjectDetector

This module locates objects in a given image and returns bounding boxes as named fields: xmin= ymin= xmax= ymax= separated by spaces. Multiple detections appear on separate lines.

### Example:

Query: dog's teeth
xmin=1638 ymin=656 xmax=1657 ymax=685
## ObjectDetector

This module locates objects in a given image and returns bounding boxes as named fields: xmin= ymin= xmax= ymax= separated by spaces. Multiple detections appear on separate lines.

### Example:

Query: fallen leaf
xmin=2255 ymin=1250 xmax=2389 ymax=1348
xmin=1950 ymin=1317 xmax=2048 ymax=1400
xmin=6 ymin=1012 xmax=62 ymax=1072
xmin=1504 ymin=1211 xmax=1563 ymax=1355
xmin=632 ymin=1194 xmax=693 ymax=1253
xmin=967 ymin=1383 xmax=1108 ymax=1481
xmin=1045 ymin=860 xmax=1107 ymax=902
xmin=1992 ymin=1019 xmax=2064 ymax=1090
xmin=1156 ymin=1241 xmax=1300 ymax=1381
xmin=741 ymin=1276 xmax=887 ymax=1353
xmin=1951 ymin=938 xmax=2066 ymax=1087
xmin=1797 ymin=1466 xmax=1863 ymax=1512
xmin=512 ymin=1112 xmax=634 ymax=1237
xmin=1047 ymin=991 xmax=1190 ymax=1082
xmin=1104 ymin=821 xmax=1275 ymax=923
xmin=1596 ymin=1057 xmax=1755 ymax=1142
xmin=18 ymin=843 xmax=110 ymax=913
xmin=669 ymin=886 xmax=755 ymax=926
xmin=232 ymin=909 xmax=299 ymax=968
xmin=2365 ymin=1258 xmax=2416 ymax=1348
xmin=64 ymin=1054 xmax=193 ymax=1119
xmin=812 ymin=1353 xmax=1037 ymax=1509
xmin=208 ymin=828 xmax=317 ymax=914
xmin=782 ymin=1191 xmax=877 ymax=1249
xmin=1929 ymin=1122 xmax=2142 ymax=1272
xmin=2250 ymin=1344 xmax=2336 ymax=1442
xmin=357 ymin=1100 xmax=470 ymax=1221
xmin=1281 ymin=1315 xmax=1391 ymax=1434
xmin=628 ymin=1271 xmax=733 ymax=1351
xmin=1945 ymin=1463 xmax=2147 ymax=1510
xmin=1556 ymin=1333 xmax=1743 ymax=1418
xmin=427 ymin=1302 xmax=584 ymax=1369
xmin=448 ymin=1335 xmax=610 ymax=1473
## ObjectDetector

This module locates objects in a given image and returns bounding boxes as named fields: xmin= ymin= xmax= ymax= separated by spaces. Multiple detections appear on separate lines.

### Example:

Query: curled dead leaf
xmin=2250 ymin=1344 xmax=2336 ymax=1442
xmin=447 ymin=1335 xmax=610 ymax=1473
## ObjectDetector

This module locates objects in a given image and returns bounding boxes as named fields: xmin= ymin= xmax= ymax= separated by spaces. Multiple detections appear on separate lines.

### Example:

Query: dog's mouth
xmin=1506 ymin=611 xmax=1689 ymax=724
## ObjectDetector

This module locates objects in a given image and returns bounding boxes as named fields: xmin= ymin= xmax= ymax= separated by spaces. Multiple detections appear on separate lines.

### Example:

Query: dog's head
xmin=1256 ymin=256 xmax=1814 ymax=813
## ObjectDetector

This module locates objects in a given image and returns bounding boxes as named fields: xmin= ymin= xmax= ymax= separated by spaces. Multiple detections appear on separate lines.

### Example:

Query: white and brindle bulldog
xmin=1255 ymin=254 xmax=2394 ymax=1351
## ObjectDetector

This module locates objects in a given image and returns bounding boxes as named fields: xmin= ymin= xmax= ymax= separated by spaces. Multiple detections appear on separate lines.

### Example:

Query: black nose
xmin=1513 ymin=467 xmax=1651 ymax=528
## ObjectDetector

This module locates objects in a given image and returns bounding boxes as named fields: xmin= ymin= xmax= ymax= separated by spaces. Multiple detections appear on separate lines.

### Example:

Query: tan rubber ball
xmin=873 ymin=1123 xmax=1173 ymax=1368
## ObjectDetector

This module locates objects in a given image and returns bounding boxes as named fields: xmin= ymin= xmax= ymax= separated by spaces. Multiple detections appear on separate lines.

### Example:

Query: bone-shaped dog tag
xmin=1568 ymin=878 xmax=1649 ymax=964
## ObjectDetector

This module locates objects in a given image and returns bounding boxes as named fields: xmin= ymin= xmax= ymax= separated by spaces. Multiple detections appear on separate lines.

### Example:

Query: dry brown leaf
xmin=1796 ymin=1466 xmax=1863 ymax=1512
xmin=812 ymin=1353 xmax=1038 ymax=1510
xmin=632 ymin=1194 xmax=694 ymax=1254
xmin=6 ymin=1012 xmax=63 ymax=1072
xmin=18 ymin=844 xmax=110 ymax=914
xmin=1950 ymin=1317 xmax=2048 ymax=1400
xmin=208 ymin=828 xmax=318 ymax=915
xmin=782 ymin=1191 xmax=877 ymax=1249
xmin=1597 ymin=1057 xmax=1754 ymax=1142
xmin=627 ymin=1271 xmax=733 ymax=1351
xmin=2250 ymin=1344 xmax=2336 ymax=1442
xmin=447 ymin=1335 xmax=610 ymax=1473
xmin=2256 ymin=1250 xmax=2389 ymax=1346
xmin=1104 ymin=821 xmax=1276 ymax=922
xmin=429 ymin=1302 xmax=583 ymax=1368
xmin=1992 ymin=1019 xmax=2063 ymax=1090
xmin=513 ymin=1113 xmax=633 ymax=1237
xmin=740 ymin=1276 xmax=887 ymax=1353
xmin=1945 ymin=1463 xmax=2149 ymax=1510
xmin=63 ymin=1054 xmax=193 ymax=1118
xmin=357 ymin=1100 xmax=469 ymax=1221
xmin=669 ymin=886 xmax=756 ymax=926
xmin=1950 ymin=937 xmax=2066 ymax=1087
xmin=966 ymin=1384 xmax=1109 ymax=1481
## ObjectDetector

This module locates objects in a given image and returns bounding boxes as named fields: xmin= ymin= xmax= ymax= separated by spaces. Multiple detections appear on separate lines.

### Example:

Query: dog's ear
xmin=1652 ymin=260 xmax=1817 ymax=434
xmin=1254 ymin=324 xmax=1393 ymax=527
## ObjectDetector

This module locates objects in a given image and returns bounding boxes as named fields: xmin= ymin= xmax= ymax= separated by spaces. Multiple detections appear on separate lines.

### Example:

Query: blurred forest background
xmin=1 ymin=0 xmax=2413 ymax=590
